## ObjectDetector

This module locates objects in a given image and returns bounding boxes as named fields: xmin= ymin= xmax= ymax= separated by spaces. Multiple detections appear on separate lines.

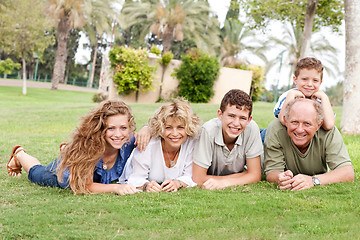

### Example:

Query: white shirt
xmin=126 ymin=137 xmax=197 ymax=188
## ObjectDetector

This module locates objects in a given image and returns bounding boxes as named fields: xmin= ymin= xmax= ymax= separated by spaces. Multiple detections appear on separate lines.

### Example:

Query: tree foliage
xmin=242 ymin=0 xmax=343 ymax=32
xmin=120 ymin=0 xmax=220 ymax=54
xmin=175 ymin=48 xmax=220 ymax=103
xmin=264 ymin=23 xmax=339 ymax=88
xmin=83 ymin=0 xmax=120 ymax=88
xmin=109 ymin=46 xmax=156 ymax=102
xmin=0 ymin=58 xmax=21 ymax=75
xmin=1 ymin=0 xmax=54 ymax=94
xmin=325 ymin=81 xmax=343 ymax=106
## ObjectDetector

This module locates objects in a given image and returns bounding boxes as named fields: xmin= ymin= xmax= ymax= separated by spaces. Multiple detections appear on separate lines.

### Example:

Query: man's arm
xmin=273 ymin=165 xmax=354 ymax=191
xmin=193 ymin=156 xmax=261 ymax=190
xmin=192 ymin=163 xmax=212 ymax=186
xmin=316 ymin=165 xmax=354 ymax=184
xmin=312 ymin=90 xmax=335 ymax=130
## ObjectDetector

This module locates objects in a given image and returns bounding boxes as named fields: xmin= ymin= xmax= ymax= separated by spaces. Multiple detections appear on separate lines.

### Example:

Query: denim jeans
xmin=28 ymin=159 xmax=70 ymax=189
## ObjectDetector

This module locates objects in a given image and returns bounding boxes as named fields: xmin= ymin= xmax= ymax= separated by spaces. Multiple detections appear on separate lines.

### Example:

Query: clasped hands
xmin=277 ymin=170 xmax=314 ymax=191
xmin=144 ymin=180 xmax=182 ymax=193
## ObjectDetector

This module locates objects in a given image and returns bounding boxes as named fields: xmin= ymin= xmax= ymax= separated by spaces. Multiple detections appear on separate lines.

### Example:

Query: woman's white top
xmin=126 ymin=137 xmax=197 ymax=188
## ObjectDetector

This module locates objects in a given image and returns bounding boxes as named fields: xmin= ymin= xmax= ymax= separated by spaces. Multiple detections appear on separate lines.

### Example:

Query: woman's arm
xmin=87 ymin=182 xmax=139 ymax=195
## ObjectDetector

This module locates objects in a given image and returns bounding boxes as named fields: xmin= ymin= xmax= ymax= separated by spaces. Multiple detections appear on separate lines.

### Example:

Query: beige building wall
xmin=99 ymin=54 xmax=252 ymax=104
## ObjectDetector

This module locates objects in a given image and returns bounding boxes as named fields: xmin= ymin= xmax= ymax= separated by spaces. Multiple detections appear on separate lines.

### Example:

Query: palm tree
xmin=265 ymin=23 xmax=339 ymax=88
xmin=44 ymin=0 xmax=89 ymax=90
xmin=83 ymin=0 xmax=120 ymax=88
xmin=120 ymin=0 xmax=220 ymax=54
xmin=219 ymin=19 xmax=267 ymax=66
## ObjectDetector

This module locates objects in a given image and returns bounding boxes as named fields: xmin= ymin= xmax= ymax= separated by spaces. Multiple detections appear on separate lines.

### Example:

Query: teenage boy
xmin=274 ymin=57 xmax=335 ymax=130
xmin=192 ymin=89 xmax=263 ymax=190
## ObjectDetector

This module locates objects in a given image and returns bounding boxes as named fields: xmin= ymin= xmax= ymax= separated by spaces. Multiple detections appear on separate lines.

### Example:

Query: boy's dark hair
xmin=220 ymin=89 xmax=252 ymax=116
xmin=294 ymin=57 xmax=324 ymax=80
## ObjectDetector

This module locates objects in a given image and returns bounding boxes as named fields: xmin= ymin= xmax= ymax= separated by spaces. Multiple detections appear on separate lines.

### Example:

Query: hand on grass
xmin=290 ymin=174 xmax=314 ymax=191
xmin=115 ymin=184 xmax=139 ymax=195
xmin=202 ymin=178 xmax=228 ymax=190
xmin=277 ymin=170 xmax=294 ymax=190
xmin=161 ymin=179 xmax=180 ymax=192
xmin=145 ymin=181 xmax=162 ymax=193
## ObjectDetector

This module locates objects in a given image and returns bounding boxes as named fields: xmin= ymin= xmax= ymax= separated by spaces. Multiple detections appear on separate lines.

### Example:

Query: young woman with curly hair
xmin=7 ymin=100 xmax=149 ymax=195
xmin=126 ymin=98 xmax=201 ymax=192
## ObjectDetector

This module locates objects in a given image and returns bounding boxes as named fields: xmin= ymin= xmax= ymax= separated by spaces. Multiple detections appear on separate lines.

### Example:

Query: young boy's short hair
xmin=220 ymin=89 xmax=252 ymax=116
xmin=294 ymin=57 xmax=324 ymax=80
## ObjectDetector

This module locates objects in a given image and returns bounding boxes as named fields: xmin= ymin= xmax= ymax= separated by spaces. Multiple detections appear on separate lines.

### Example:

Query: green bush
xmin=158 ymin=51 xmax=174 ymax=67
xmin=0 ymin=58 xmax=21 ymax=75
xmin=175 ymin=48 xmax=220 ymax=103
xmin=92 ymin=92 xmax=108 ymax=103
xmin=150 ymin=45 xmax=161 ymax=56
xmin=109 ymin=46 xmax=156 ymax=100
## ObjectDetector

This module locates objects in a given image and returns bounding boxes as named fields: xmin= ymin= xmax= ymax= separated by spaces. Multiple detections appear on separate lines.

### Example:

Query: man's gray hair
xmin=284 ymin=98 xmax=324 ymax=125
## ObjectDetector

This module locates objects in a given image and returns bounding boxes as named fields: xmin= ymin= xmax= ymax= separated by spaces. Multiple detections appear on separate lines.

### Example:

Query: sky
xmin=76 ymin=0 xmax=345 ymax=90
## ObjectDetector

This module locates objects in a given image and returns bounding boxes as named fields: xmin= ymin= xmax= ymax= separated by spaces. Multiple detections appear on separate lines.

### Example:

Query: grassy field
xmin=1 ymin=86 xmax=359 ymax=240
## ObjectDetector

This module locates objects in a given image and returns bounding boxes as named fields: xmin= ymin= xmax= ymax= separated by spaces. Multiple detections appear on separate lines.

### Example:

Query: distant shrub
xmin=174 ymin=48 xmax=220 ymax=103
xmin=150 ymin=45 xmax=161 ymax=56
xmin=0 ymin=58 xmax=21 ymax=75
xmin=92 ymin=92 xmax=108 ymax=103
xmin=158 ymin=51 xmax=174 ymax=67
xmin=109 ymin=46 xmax=156 ymax=101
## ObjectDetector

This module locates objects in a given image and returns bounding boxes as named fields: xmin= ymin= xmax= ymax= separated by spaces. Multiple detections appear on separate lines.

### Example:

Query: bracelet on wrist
xmin=177 ymin=180 xmax=183 ymax=189
xmin=143 ymin=182 xmax=149 ymax=192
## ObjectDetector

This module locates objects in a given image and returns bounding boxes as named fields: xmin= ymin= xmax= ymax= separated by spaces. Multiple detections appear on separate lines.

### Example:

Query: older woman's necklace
xmin=163 ymin=146 xmax=180 ymax=167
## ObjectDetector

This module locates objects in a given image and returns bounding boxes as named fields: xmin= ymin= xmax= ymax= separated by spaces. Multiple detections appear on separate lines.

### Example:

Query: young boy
xmin=192 ymin=89 xmax=263 ymax=190
xmin=274 ymin=57 xmax=335 ymax=130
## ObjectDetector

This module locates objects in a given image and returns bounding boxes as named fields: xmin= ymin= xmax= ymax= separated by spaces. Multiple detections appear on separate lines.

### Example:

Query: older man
xmin=264 ymin=98 xmax=354 ymax=191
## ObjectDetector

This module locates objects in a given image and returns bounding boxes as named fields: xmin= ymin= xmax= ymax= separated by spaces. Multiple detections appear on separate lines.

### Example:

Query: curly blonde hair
xmin=149 ymin=98 xmax=201 ymax=139
xmin=57 ymin=100 xmax=136 ymax=194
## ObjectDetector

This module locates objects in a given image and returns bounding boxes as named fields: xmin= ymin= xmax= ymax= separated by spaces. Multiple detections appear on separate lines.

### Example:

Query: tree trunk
xmin=162 ymin=26 xmax=174 ymax=52
xmin=21 ymin=45 xmax=27 ymax=95
xmin=89 ymin=39 xmax=98 ymax=88
xmin=159 ymin=64 xmax=166 ymax=100
xmin=340 ymin=0 xmax=360 ymax=135
xmin=135 ymin=80 xmax=140 ymax=102
xmin=299 ymin=0 xmax=318 ymax=58
xmin=51 ymin=15 xmax=71 ymax=90
xmin=64 ymin=62 xmax=70 ymax=84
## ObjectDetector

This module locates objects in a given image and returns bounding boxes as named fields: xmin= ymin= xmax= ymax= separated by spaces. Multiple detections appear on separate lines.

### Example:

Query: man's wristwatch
xmin=312 ymin=176 xmax=321 ymax=186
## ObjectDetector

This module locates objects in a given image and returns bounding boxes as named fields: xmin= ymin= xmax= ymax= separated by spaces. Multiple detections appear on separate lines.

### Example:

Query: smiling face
xmin=284 ymin=101 xmax=321 ymax=153
xmin=162 ymin=117 xmax=188 ymax=151
xmin=293 ymin=68 xmax=322 ymax=98
xmin=105 ymin=114 xmax=131 ymax=150
xmin=217 ymin=104 xmax=252 ymax=145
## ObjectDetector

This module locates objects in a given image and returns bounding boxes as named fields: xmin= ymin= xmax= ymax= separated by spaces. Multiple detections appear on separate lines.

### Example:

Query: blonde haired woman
xmin=7 ymin=100 xmax=148 ymax=195
xmin=127 ymin=98 xmax=201 ymax=192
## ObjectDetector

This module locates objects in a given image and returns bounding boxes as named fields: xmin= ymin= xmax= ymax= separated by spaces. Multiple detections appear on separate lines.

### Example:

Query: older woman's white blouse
xmin=126 ymin=137 xmax=197 ymax=188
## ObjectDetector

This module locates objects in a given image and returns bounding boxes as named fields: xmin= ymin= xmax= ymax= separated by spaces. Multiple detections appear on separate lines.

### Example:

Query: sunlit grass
xmin=1 ymin=86 xmax=359 ymax=239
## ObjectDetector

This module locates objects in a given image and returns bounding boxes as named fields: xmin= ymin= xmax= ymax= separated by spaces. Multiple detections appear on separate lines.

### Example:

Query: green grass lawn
xmin=1 ymin=86 xmax=359 ymax=240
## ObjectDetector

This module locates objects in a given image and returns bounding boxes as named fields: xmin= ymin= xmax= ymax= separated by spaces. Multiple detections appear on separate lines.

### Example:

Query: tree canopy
xmin=242 ymin=0 xmax=343 ymax=32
